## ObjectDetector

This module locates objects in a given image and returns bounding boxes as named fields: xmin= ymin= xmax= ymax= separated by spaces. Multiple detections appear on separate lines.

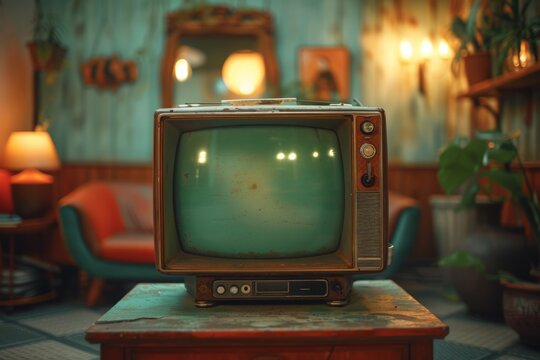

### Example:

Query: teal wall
xmin=41 ymin=0 xmax=361 ymax=163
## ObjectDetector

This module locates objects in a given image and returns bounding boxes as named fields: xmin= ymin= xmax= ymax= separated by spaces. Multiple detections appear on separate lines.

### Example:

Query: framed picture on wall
xmin=298 ymin=47 xmax=350 ymax=102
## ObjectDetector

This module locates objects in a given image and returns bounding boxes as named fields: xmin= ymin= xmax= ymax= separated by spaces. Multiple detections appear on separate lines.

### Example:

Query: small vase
xmin=27 ymin=41 xmax=67 ymax=71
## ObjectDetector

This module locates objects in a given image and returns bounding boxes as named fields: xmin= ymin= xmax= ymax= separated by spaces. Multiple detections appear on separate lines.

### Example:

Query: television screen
xmin=175 ymin=125 xmax=344 ymax=259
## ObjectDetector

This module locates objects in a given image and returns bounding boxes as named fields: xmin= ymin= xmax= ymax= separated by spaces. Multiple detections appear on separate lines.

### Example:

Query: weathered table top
xmin=86 ymin=280 xmax=448 ymax=343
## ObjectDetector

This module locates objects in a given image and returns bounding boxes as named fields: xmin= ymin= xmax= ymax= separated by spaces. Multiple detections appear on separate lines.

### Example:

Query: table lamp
xmin=3 ymin=130 xmax=60 ymax=218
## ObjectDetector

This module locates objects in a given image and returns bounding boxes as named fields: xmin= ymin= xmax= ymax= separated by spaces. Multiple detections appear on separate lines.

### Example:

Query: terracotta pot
xmin=502 ymin=279 xmax=540 ymax=348
xmin=463 ymin=52 xmax=492 ymax=86
xmin=449 ymin=224 xmax=531 ymax=319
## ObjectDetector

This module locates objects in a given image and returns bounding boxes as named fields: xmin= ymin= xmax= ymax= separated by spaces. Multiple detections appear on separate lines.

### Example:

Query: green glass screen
xmin=174 ymin=125 xmax=344 ymax=258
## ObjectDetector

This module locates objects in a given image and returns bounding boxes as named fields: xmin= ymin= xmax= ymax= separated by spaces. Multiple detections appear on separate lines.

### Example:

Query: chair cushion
xmin=100 ymin=232 xmax=155 ymax=264
xmin=110 ymin=183 xmax=153 ymax=232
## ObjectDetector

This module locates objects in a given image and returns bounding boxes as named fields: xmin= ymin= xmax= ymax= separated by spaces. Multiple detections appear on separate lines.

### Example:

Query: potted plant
xmin=491 ymin=0 xmax=540 ymax=75
xmin=451 ymin=0 xmax=503 ymax=85
xmin=27 ymin=0 xmax=66 ymax=71
xmin=437 ymin=130 xmax=540 ymax=343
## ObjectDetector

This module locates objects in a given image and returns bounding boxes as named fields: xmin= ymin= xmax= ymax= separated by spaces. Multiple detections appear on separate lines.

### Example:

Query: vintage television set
xmin=154 ymin=99 xmax=388 ymax=307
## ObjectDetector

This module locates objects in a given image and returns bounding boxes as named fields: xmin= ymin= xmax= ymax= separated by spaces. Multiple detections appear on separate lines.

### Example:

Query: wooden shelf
xmin=459 ymin=62 xmax=540 ymax=98
xmin=457 ymin=63 xmax=540 ymax=131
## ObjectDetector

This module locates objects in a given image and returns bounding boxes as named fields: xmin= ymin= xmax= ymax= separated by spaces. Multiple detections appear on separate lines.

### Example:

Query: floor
xmin=0 ymin=266 xmax=539 ymax=360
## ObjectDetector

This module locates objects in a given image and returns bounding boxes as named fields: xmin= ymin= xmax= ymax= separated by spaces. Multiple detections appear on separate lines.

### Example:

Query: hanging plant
xmin=27 ymin=0 xmax=66 ymax=71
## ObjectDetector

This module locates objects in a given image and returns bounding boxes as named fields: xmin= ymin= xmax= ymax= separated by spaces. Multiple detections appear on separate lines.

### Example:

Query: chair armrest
xmin=385 ymin=205 xmax=421 ymax=278
xmin=58 ymin=182 xmax=125 ymax=257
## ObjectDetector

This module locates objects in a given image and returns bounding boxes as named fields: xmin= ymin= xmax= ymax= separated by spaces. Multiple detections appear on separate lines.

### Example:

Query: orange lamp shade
xmin=3 ymin=131 xmax=60 ymax=172
xmin=222 ymin=50 xmax=265 ymax=96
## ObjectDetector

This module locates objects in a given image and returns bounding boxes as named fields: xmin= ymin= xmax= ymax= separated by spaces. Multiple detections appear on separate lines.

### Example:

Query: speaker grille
xmin=356 ymin=192 xmax=383 ymax=269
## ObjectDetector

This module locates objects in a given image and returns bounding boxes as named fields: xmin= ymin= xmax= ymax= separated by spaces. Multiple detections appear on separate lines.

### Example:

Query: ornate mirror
xmin=161 ymin=5 xmax=280 ymax=107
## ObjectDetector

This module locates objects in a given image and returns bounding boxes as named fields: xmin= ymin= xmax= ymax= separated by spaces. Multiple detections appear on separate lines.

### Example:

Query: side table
xmin=0 ymin=213 xmax=57 ymax=307
xmin=87 ymin=280 xmax=449 ymax=359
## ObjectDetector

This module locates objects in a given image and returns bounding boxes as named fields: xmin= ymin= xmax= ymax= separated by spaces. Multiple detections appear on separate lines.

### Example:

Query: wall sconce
xmin=222 ymin=50 xmax=265 ymax=96
xmin=399 ymin=37 xmax=452 ymax=95
xmin=3 ymin=130 xmax=60 ymax=218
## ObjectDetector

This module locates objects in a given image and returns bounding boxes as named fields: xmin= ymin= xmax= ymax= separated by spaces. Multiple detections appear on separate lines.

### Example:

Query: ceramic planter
xmin=502 ymin=279 xmax=540 ymax=347
xmin=449 ymin=224 xmax=531 ymax=319
xmin=27 ymin=41 xmax=66 ymax=71
xmin=463 ymin=52 xmax=492 ymax=86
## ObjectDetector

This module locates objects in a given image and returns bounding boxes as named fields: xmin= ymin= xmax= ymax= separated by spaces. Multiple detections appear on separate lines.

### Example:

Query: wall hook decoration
xmin=81 ymin=55 xmax=138 ymax=90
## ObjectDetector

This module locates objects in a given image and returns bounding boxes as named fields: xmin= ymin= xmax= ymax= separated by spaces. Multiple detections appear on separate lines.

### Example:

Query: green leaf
xmin=516 ymin=196 xmax=540 ymax=243
xmin=452 ymin=18 xmax=468 ymax=41
xmin=467 ymin=138 xmax=489 ymax=164
xmin=466 ymin=0 xmax=482 ymax=42
xmin=438 ymin=250 xmax=486 ymax=272
xmin=486 ymin=139 xmax=518 ymax=164
xmin=438 ymin=138 xmax=489 ymax=194
xmin=498 ymin=270 xmax=523 ymax=283
xmin=438 ymin=146 xmax=475 ymax=193
xmin=484 ymin=168 xmax=523 ymax=195
xmin=458 ymin=182 xmax=481 ymax=209
xmin=475 ymin=129 xmax=504 ymax=141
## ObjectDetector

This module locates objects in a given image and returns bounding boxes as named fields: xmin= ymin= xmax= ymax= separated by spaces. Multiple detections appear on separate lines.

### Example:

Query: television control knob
xmin=361 ymin=173 xmax=375 ymax=187
xmin=360 ymin=143 xmax=376 ymax=159
xmin=229 ymin=285 xmax=239 ymax=295
xmin=361 ymin=121 xmax=375 ymax=134
xmin=216 ymin=285 xmax=226 ymax=295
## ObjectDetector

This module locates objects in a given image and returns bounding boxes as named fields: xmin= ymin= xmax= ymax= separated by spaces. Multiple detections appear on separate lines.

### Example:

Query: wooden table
xmin=86 ymin=280 xmax=448 ymax=359
xmin=0 ymin=214 xmax=57 ymax=307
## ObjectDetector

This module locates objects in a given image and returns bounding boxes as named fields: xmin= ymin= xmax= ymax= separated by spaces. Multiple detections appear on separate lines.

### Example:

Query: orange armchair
xmin=58 ymin=181 xmax=175 ymax=305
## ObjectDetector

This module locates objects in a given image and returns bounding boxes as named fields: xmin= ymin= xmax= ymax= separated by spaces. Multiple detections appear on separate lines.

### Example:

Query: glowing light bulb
xmin=174 ymin=58 xmax=191 ymax=82
xmin=288 ymin=152 xmax=297 ymax=161
xmin=276 ymin=152 xmax=285 ymax=160
xmin=399 ymin=39 xmax=413 ymax=62
xmin=312 ymin=151 xmax=319 ymax=158
xmin=222 ymin=50 xmax=265 ymax=96
xmin=437 ymin=39 xmax=451 ymax=59
xmin=513 ymin=40 xmax=533 ymax=69
xmin=239 ymin=83 xmax=255 ymax=95
xmin=197 ymin=150 xmax=207 ymax=164
xmin=420 ymin=38 xmax=433 ymax=60
xmin=328 ymin=149 xmax=335 ymax=158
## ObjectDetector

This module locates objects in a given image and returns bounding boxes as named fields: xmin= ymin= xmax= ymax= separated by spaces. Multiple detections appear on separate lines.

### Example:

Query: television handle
xmin=220 ymin=98 xmax=356 ymax=107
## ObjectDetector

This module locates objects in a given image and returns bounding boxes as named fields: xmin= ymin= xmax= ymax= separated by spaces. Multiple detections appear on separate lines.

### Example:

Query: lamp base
xmin=10 ymin=169 xmax=54 ymax=219
xmin=11 ymin=183 xmax=53 ymax=219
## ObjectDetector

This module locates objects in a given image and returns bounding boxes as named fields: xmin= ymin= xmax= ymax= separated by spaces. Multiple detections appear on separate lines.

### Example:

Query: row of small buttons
xmin=215 ymin=283 xmax=252 ymax=296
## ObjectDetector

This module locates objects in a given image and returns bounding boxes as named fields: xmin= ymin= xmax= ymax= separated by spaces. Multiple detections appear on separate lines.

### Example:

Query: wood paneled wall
xmin=57 ymin=163 xmax=153 ymax=198
xmin=56 ymin=162 xmax=540 ymax=262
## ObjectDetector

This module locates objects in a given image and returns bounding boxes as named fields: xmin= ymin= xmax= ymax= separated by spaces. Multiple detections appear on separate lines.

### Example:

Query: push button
xmin=216 ymin=285 xmax=226 ymax=295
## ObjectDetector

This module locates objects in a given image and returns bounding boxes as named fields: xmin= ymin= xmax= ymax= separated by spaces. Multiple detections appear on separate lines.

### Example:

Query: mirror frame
xmin=161 ymin=5 xmax=280 ymax=107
